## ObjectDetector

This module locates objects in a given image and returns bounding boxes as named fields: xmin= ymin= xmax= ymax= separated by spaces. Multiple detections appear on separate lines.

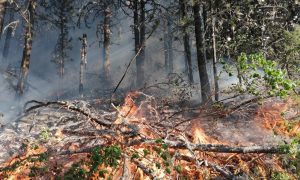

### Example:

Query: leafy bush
xmin=225 ymin=53 xmax=297 ymax=97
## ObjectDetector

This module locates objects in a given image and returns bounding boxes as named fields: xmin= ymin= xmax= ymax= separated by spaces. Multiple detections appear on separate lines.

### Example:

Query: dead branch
xmin=129 ymin=139 xmax=285 ymax=154
xmin=132 ymin=159 xmax=156 ymax=179
xmin=24 ymin=100 xmax=112 ymax=127
xmin=62 ymin=129 xmax=116 ymax=137
xmin=177 ymin=155 xmax=234 ymax=178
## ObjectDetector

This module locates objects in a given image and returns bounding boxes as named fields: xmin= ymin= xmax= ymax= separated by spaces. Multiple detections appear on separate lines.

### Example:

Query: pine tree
xmin=41 ymin=0 xmax=75 ymax=77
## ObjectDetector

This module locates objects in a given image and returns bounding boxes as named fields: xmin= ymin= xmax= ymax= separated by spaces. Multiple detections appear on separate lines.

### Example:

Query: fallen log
xmin=129 ymin=139 xmax=285 ymax=154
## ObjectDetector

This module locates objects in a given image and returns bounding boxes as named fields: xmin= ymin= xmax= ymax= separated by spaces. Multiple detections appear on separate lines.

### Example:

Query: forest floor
xmin=0 ymin=90 xmax=299 ymax=179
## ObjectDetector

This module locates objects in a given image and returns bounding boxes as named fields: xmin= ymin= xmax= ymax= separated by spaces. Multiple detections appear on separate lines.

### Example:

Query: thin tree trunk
xmin=79 ymin=34 xmax=87 ymax=96
xmin=59 ymin=15 xmax=65 ymax=78
xmin=103 ymin=6 xmax=111 ymax=83
xmin=16 ymin=0 xmax=35 ymax=95
xmin=212 ymin=9 xmax=219 ymax=101
xmin=163 ymin=19 xmax=169 ymax=72
xmin=0 ymin=0 xmax=7 ymax=37
xmin=2 ymin=6 xmax=13 ymax=59
xmin=133 ymin=0 xmax=140 ymax=87
xmin=167 ymin=15 xmax=173 ymax=73
xmin=193 ymin=0 xmax=212 ymax=103
xmin=179 ymin=0 xmax=193 ymax=83
xmin=136 ymin=0 xmax=145 ymax=86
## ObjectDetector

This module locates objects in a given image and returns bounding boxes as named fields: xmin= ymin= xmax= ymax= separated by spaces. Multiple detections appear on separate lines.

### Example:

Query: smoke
xmin=0 ymin=6 xmax=241 ymax=124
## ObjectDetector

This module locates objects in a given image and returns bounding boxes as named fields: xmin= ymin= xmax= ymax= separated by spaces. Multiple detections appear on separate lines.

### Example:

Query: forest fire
xmin=0 ymin=0 xmax=299 ymax=179
xmin=255 ymin=99 xmax=298 ymax=136
xmin=190 ymin=121 xmax=217 ymax=144
xmin=0 ymin=92 xmax=299 ymax=179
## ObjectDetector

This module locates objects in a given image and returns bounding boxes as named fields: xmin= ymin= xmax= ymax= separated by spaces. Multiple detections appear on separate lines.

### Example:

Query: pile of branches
xmin=0 ymin=92 xmax=293 ymax=179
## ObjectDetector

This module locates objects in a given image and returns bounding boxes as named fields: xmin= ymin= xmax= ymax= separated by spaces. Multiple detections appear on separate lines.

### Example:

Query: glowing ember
xmin=255 ymin=101 xmax=289 ymax=135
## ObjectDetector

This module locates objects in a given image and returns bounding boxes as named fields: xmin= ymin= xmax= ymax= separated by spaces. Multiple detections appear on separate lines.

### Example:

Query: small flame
xmin=190 ymin=120 xmax=216 ymax=144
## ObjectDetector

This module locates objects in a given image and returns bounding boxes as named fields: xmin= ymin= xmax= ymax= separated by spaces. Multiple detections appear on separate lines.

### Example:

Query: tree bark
xmin=163 ymin=19 xmax=169 ymax=72
xmin=2 ymin=5 xmax=13 ymax=59
xmin=59 ymin=10 xmax=65 ymax=78
xmin=16 ymin=0 xmax=35 ymax=95
xmin=211 ymin=7 xmax=219 ymax=101
xmin=136 ymin=0 xmax=145 ymax=86
xmin=179 ymin=0 xmax=193 ymax=83
xmin=0 ymin=0 xmax=7 ymax=37
xmin=129 ymin=139 xmax=284 ymax=154
xmin=79 ymin=34 xmax=87 ymax=96
xmin=133 ymin=0 xmax=140 ymax=87
xmin=193 ymin=0 xmax=212 ymax=103
xmin=103 ymin=6 xmax=111 ymax=84
xmin=167 ymin=15 xmax=173 ymax=73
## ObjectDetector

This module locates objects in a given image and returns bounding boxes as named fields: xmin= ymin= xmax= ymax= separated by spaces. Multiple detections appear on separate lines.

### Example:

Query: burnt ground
xmin=0 ymin=92 xmax=299 ymax=179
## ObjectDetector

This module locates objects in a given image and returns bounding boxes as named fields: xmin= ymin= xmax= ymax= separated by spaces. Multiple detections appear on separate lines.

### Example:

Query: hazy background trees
xmin=0 ymin=0 xmax=298 ymax=104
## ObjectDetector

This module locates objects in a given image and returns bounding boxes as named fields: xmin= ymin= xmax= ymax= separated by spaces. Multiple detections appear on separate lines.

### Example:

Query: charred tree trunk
xmin=211 ymin=8 xmax=219 ymax=101
xmin=2 ymin=5 xmax=13 ymax=59
xmin=16 ymin=0 xmax=35 ymax=95
xmin=179 ymin=0 xmax=193 ymax=83
xmin=136 ymin=0 xmax=145 ymax=86
xmin=193 ymin=0 xmax=212 ymax=103
xmin=103 ymin=7 xmax=112 ymax=84
xmin=0 ymin=0 xmax=7 ymax=37
xmin=133 ymin=0 xmax=145 ymax=86
xmin=79 ymin=34 xmax=87 ymax=96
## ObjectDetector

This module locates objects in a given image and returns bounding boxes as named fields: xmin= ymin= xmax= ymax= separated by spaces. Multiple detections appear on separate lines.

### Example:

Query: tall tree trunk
xmin=79 ymin=34 xmax=87 ymax=96
xmin=193 ymin=0 xmax=212 ymax=103
xmin=179 ymin=0 xmax=193 ymax=83
xmin=0 ymin=0 xmax=7 ymax=37
xmin=133 ymin=0 xmax=140 ymax=87
xmin=167 ymin=15 xmax=173 ymax=73
xmin=59 ymin=16 xmax=65 ymax=78
xmin=16 ymin=0 xmax=35 ymax=95
xmin=2 ymin=6 xmax=13 ymax=59
xmin=133 ymin=0 xmax=145 ymax=86
xmin=136 ymin=0 xmax=145 ymax=86
xmin=58 ymin=0 xmax=66 ymax=78
xmin=163 ymin=14 xmax=174 ymax=74
xmin=212 ymin=7 xmax=219 ymax=101
xmin=163 ymin=19 xmax=169 ymax=72
xmin=103 ymin=6 xmax=111 ymax=83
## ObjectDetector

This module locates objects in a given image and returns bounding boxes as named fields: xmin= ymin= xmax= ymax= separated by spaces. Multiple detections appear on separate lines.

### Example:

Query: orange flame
xmin=190 ymin=120 xmax=217 ymax=144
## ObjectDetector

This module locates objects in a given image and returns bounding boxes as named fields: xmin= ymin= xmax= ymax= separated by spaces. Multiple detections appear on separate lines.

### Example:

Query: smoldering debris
xmin=0 ymin=92 xmax=296 ymax=179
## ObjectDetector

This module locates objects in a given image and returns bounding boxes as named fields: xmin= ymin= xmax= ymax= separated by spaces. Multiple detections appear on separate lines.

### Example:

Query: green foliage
xmin=228 ymin=53 xmax=296 ymax=97
xmin=29 ymin=166 xmax=48 ymax=177
xmin=98 ymin=169 xmax=108 ymax=177
xmin=64 ymin=163 xmax=87 ymax=180
xmin=62 ymin=145 xmax=122 ymax=178
xmin=174 ymin=165 xmax=182 ymax=173
xmin=28 ymin=153 xmax=49 ymax=163
xmin=39 ymin=128 xmax=52 ymax=143
xmin=102 ymin=145 xmax=122 ymax=168
xmin=131 ymin=152 xmax=140 ymax=159
xmin=89 ymin=145 xmax=121 ymax=174
xmin=151 ymin=141 xmax=185 ymax=176
xmin=271 ymin=171 xmax=291 ymax=180
xmin=280 ymin=25 xmax=300 ymax=78
xmin=279 ymin=134 xmax=300 ymax=178
xmin=143 ymin=149 xmax=150 ymax=157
